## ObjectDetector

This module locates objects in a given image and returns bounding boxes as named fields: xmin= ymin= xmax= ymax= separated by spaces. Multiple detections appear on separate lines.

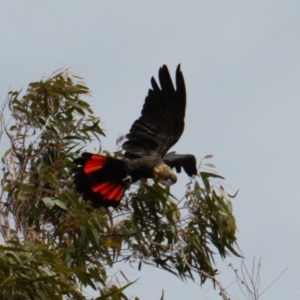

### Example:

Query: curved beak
xmin=165 ymin=178 xmax=176 ymax=186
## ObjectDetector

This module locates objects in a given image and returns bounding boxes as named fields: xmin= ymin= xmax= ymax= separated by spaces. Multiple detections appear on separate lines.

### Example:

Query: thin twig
xmin=229 ymin=259 xmax=288 ymax=300
xmin=258 ymin=267 xmax=288 ymax=298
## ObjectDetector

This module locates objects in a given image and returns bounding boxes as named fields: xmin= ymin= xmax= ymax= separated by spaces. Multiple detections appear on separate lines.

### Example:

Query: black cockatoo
xmin=73 ymin=65 xmax=197 ymax=207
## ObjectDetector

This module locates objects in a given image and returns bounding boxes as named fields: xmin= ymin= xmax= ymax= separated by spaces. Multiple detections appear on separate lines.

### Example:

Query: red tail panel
xmin=84 ymin=155 xmax=107 ymax=174
xmin=92 ymin=182 xmax=125 ymax=201
xmin=73 ymin=152 xmax=128 ymax=208
xmin=109 ymin=185 xmax=124 ymax=201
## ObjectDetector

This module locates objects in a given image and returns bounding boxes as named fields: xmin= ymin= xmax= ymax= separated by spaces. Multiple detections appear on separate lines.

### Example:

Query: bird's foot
xmin=122 ymin=175 xmax=132 ymax=188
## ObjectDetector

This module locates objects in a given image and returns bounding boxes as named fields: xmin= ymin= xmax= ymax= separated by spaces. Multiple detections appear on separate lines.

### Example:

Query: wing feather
xmin=123 ymin=64 xmax=186 ymax=158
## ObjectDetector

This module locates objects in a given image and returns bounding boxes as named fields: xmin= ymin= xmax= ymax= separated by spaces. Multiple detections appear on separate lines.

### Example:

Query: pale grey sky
xmin=1 ymin=2 xmax=299 ymax=299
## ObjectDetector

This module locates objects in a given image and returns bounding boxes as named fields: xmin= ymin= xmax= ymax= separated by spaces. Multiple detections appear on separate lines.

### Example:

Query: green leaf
xmin=53 ymin=199 xmax=67 ymax=210
xmin=9 ymin=125 xmax=17 ymax=131
xmin=200 ymin=171 xmax=225 ymax=180
xmin=160 ymin=289 xmax=165 ymax=300
xmin=42 ymin=197 xmax=55 ymax=209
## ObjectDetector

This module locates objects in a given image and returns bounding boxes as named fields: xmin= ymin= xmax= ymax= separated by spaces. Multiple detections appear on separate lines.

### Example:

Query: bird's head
xmin=153 ymin=163 xmax=177 ymax=186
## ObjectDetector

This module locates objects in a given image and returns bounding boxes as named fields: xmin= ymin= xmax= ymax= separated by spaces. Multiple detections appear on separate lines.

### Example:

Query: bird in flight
xmin=73 ymin=65 xmax=197 ymax=208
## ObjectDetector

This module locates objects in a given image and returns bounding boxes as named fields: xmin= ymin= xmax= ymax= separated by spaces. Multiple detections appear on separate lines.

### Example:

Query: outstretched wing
xmin=163 ymin=152 xmax=197 ymax=177
xmin=122 ymin=64 xmax=186 ymax=158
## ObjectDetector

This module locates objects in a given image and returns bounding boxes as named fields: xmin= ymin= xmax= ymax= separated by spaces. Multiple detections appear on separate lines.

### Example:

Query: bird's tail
xmin=73 ymin=153 xmax=128 ymax=208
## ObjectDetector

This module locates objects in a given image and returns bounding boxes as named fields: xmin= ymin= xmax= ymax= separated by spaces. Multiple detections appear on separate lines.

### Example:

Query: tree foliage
xmin=0 ymin=71 xmax=239 ymax=299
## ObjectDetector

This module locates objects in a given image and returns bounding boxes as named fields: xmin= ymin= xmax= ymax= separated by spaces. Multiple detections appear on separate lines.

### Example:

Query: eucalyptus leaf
xmin=42 ymin=197 xmax=55 ymax=209
xmin=53 ymin=199 xmax=67 ymax=210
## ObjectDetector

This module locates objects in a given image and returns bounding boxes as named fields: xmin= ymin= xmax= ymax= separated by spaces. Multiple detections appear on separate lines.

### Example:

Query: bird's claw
xmin=122 ymin=175 xmax=132 ymax=188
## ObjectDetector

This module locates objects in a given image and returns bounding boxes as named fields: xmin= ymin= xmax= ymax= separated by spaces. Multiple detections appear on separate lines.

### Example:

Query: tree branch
xmin=180 ymin=249 xmax=230 ymax=300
